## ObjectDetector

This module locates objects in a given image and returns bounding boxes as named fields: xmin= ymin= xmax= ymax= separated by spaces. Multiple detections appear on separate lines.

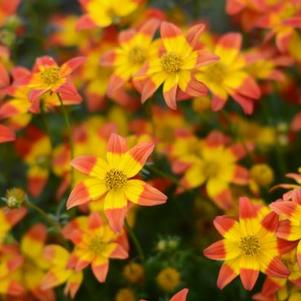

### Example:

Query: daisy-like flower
xmin=140 ymin=288 xmax=189 ymax=301
xmin=101 ymin=18 xmax=160 ymax=94
xmin=196 ymin=33 xmax=261 ymax=114
xmin=134 ymin=22 xmax=218 ymax=109
xmin=66 ymin=133 xmax=167 ymax=232
xmin=204 ymin=197 xmax=292 ymax=291
xmin=77 ymin=0 xmax=141 ymax=29
xmin=64 ymin=213 xmax=128 ymax=283
xmin=26 ymin=56 xmax=85 ymax=110
xmin=42 ymin=245 xmax=83 ymax=299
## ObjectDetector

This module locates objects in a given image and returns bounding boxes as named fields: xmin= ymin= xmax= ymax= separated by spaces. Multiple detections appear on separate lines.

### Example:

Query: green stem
xmin=125 ymin=220 xmax=145 ymax=263
xmin=57 ymin=93 xmax=75 ymax=186
xmin=40 ymin=101 xmax=53 ymax=153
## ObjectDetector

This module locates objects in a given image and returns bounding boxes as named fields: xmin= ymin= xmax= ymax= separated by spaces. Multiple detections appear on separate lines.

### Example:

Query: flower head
xmin=64 ymin=213 xmax=128 ymax=283
xmin=67 ymin=133 xmax=167 ymax=232
xmin=204 ymin=197 xmax=293 ymax=290
xmin=134 ymin=22 xmax=218 ymax=109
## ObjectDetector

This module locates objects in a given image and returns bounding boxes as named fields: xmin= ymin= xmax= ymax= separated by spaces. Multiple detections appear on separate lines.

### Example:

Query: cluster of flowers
xmin=1 ymin=0 xmax=301 ymax=300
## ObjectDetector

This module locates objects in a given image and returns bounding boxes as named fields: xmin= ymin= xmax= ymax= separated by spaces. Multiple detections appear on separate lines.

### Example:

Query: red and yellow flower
xmin=196 ymin=33 xmax=261 ymax=114
xmin=101 ymin=18 xmax=160 ymax=94
xmin=77 ymin=0 xmax=142 ymax=29
xmin=66 ymin=133 xmax=167 ymax=232
xmin=26 ymin=56 xmax=85 ymax=110
xmin=42 ymin=245 xmax=83 ymax=299
xmin=134 ymin=22 xmax=218 ymax=109
xmin=204 ymin=197 xmax=292 ymax=290
xmin=63 ymin=213 xmax=128 ymax=283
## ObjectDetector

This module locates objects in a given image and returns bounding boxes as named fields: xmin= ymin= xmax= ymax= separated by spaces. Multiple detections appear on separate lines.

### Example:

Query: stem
xmin=125 ymin=219 xmax=145 ymax=263
xmin=24 ymin=198 xmax=67 ymax=246
xmin=40 ymin=101 xmax=53 ymax=152
xmin=57 ymin=93 xmax=75 ymax=186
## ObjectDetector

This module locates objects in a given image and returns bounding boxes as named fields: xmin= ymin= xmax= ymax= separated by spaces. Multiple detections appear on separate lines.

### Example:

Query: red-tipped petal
xmin=240 ymin=268 xmax=259 ymax=291
xmin=170 ymin=289 xmax=189 ymax=301
xmin=217 ymin=263 xmax=238 ymax=289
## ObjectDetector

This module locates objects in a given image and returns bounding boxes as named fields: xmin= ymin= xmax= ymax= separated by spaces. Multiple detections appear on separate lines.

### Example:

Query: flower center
xmin=40 ymin=67 xmax=61 ymax=85
xmin=205 ymin=63 xmax=226 ymax=83
xmin=161 ymin=52 xmax=183 ymax=73
xmin=105 ymin=169 xmax=127 ymax=190
xmin=239 ymin=235 xmax=260 ymax=256
xmin=128 ymin=46 xmax=146 ymax=65
xmin=203 ymin=161 xmax=219 ymax=178
xmin=88 ymin=236 xmax=106 ymax=254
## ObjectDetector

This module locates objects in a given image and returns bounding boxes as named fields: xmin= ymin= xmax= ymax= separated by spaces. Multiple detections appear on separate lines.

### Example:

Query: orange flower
xmin=64 ymin=213 xmax=128 ymax=283
xmin=196 ymin=33 xmax=261 ymax=114
xmin=67 ymin=133 xmax=167 ymax=232
xmin=134 ymin=22 xmax=218 ymax=109
xmin=204 ymin=197 xmax=293 ymax=291
xmin=77 ymin=0 xmax=141 ymax=29
xmin=26 ymin=56 xmax=85 ymax=110
xmin=101 ymin=18 xmax=160 ymax=94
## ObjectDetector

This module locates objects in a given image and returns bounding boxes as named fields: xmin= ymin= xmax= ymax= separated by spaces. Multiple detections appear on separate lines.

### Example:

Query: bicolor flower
xmin=15 ymin=126 xmax=51 ymax=197
xmin=101 ymin=18 xmax=160 ymax=94
xmin=270 ymin=197 xmax=301 ymax=269
xmin=66 ymin=133 xmax=167 ymax=232
xmin=63 ymin=213 xmax=128 ymax=283
xmin=196 ymin=33 xmax=261 ymax=114
xmin=42 ymin=245 xmax=83 ymax=299
xmin=140 ymin=288 xmax=189 ymax=301
xmin=180 ymin=132 xmax=249 ymax=210
xmin=204 ymin=197 xmax=292 ymax=291
xmin=77 ymin=0 xmax=141 ymax=29
xmin=134 ymin=22 xmax=218 ymax=109
xmin=26 ymin=56 xmax=85 ymax=110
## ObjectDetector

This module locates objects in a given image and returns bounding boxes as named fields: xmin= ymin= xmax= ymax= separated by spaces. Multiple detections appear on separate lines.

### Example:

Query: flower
xmin=140 ymin=288 xmax=189 ymax=301
xmin=123 ymin=262 xmax=144 ymax=284
xmin=134 ymin=22 xmax=218 ymax=109
xmin=3 ymin=188 xmax=26 ymax=208
xmin=101 ymin=18 xmax=160 ymax=94
xmin=26 ymin=56 xmax=85 ymax=110
xmin=196 ymin=33 xmax=261 ymax=114
xmin=42 ymin=244 xmax=83 ymax=298
xmin=0 ymin=0 xmax=20 ymax=26
xmin=156 ymin=267 xmax=181 ymax=292
xmin=250 ymin=164 xmax=274 ymax=187
xmin=63 ymin=213 xmax=128 ymax=283
xmin=115 ymin=288 xmax=136 ymax=301
xmin=67 ymin=133 xmax=167 ymax=232
xmin=204 ymin=197 xmax=292 ymax=291
xmin=77 ymin=0 xmax=141 ymax=29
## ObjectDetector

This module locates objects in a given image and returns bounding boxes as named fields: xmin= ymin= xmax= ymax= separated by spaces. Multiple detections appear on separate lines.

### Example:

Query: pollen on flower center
xmin=105 ymin=169 xmax=127 ymax=190
xmin=161 ymin=52 xmax=183 ymax=73
xmin=128 ymin=46 xmax=146 ymax=65
xmin=88 ymin=236 xmax=106 ymax=254
xmin=40 ymin=67 xmax=61 ymax=85
xmin=205 ymin=63 xmax=226 ymax=83
xmin=203 ymin=161 xmax=219 ymax=178
xmin=239 ymin=235 xmax=260 ymax=256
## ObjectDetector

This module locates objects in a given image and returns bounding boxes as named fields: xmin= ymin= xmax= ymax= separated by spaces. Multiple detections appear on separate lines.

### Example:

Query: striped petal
xmin=0 ymin=124 xmax=15 ymax=143
xmin=170 ymin=289 xmax=189 ymax=301
xmin=66 ymin=179 xmax=107 ymax=209
xmin=217 ymin=260 xmax=239 ymax=289
xmin=213 ymin=216 xmax=241 ymax=241
xmin=239 ymin=257 xmax=260 ymax=291
xmin=91 ymin=259 xmax=109 ymax=283
xmin=60 ymin=56 xmax=86 ymax=76
xmin=107 ymin=133 xmax=128 ymax=168
xmin=71 ymin=156 xmax=108 ymax=179
xmin=277 ymin=220 xmax=301 ymax=241
xmin=120 ymin=142 xmax=154 ymax=177
xmin=203 ymin=240 xmax=240 ymax=260
xmin=124 ymin=179 xmax=167 ymax=206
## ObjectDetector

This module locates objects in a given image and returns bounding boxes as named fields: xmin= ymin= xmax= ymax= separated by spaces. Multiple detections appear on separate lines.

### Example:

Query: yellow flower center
xmin=88 ymin=236 xmax=106 ymax=254
xmin=40 ymin=67 xmax=61 ymax=85
xmin=240 ymin=235 xmax=260 ymax=256
xmin=161 ymin=52 xmax=183 ymax=73
xmin=128 ymin=46 xmax=146 ymax=65
xmin=105 ymin=169 xmax=127 ymax=190
xmin=203 ymin=160 xmax=219 ymax=178
xmin=205 ymin=63 xmax=226 ymax=83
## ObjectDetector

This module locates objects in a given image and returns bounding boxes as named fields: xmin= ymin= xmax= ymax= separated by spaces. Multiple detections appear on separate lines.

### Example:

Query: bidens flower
xmin=77 ymin=0 xmax=141 ymax=29
xmin=67 ymin=133 xmax=167 ymax=232
xmin=26 ymin=56 xmax=85 ymax=110
xmin=64 ymin=213 xmax=128 ymax=283
xmin=134 ymin=22 xmax=218 ymax=109
xmin=204 ymin=197 xmax=292 ymax=291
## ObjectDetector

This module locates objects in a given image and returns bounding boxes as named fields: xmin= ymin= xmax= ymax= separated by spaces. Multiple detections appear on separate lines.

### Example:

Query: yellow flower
xmin=123 ymin=262 xmax=144 ymax=284
xmin=156 ymin=267 xmax=181 ymax=292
